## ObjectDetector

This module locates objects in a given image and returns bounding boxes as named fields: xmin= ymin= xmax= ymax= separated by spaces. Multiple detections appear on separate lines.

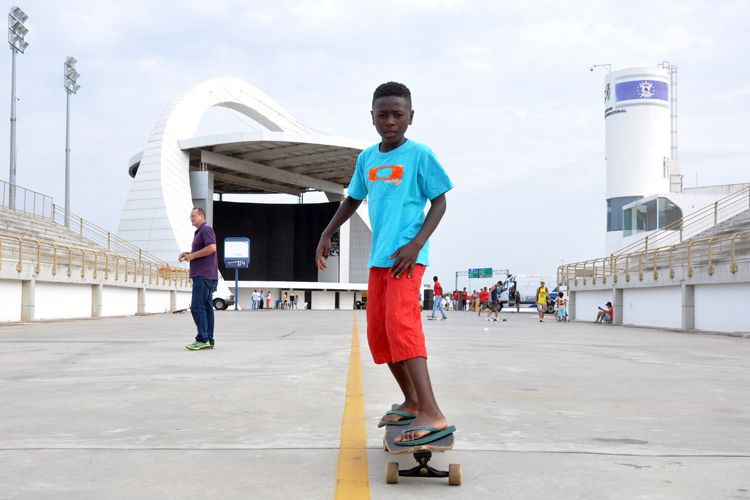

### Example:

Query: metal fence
xmin=0 ymin=232 xmax=190 ymax=287
xmin=0 ymin=179 xmax=54 ymax=218
xmin=49 ymin=203 xmax=168 ymax=264
xmin=558 ymin=230 xmax=750 ymax=286
xmin=0 ymin=179 xmax=169 ymax=266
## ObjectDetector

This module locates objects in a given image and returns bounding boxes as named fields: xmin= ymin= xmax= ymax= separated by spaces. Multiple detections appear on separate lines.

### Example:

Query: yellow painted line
xmin=334 ymin=313 xmax=370 ymax=500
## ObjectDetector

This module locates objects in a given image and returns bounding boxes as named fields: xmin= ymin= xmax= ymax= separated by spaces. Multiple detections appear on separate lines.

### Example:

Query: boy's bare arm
xmin=389 ymin=193 xmax=447 ymax=278
xmin=315 ymin=196 xmax=363 ymax=270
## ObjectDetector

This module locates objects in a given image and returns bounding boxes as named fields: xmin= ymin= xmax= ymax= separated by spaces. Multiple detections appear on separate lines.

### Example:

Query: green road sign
xmin=468 ymin=268 xmax=493 ymax=278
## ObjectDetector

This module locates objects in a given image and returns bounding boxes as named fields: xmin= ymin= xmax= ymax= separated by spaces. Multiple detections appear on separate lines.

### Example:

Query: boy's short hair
xmin=433 ymin=276 xmax=438 ymax=281
xmin=373 ymin=81 xmax=412 ymax=107
xmin=192 ymin=207 xmax=206 ymax=218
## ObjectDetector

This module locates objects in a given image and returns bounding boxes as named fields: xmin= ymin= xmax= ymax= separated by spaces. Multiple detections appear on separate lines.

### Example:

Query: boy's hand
xmin=315 ymin=237 xmax=331 ymax=270
xmin=389 ymin=241 xmax=421 ymax=278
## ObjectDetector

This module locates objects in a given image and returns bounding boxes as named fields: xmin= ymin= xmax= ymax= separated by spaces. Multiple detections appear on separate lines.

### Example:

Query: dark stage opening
xmin=213 ymin=200 xmax=338 ymax=282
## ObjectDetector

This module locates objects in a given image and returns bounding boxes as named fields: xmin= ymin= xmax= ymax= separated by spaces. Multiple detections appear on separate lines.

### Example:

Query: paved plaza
xmin=1 ymin=309 xmax=749 ymax=499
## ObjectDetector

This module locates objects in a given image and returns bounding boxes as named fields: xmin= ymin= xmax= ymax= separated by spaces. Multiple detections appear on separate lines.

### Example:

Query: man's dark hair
xmin=192 ymin=207 xmax=206 ymax=218
xmin=433 ymin=276 xmax=438 ymax=282
xmin=373 ymin=81 xmax=412 ymax=107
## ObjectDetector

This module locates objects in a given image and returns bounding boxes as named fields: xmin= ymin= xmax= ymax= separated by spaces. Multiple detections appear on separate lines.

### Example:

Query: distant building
xmin=602 ymin=64 xmax=747 ymax=254
xmin=118 ymin=77 xmax=372 ymax=308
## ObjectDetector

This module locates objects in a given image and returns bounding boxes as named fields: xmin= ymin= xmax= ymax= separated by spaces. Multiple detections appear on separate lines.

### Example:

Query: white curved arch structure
xmin=117 ymin=77 xmax=318 ymax=264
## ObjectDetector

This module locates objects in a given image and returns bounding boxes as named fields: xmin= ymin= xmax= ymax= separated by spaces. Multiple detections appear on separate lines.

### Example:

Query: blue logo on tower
xmin=615 ymin=80 xmax=668 ymax=102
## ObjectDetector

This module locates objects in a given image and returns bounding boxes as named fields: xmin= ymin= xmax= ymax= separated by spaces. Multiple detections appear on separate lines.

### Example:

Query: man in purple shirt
xmin=179 ymin=207 xmax=218 ymax=350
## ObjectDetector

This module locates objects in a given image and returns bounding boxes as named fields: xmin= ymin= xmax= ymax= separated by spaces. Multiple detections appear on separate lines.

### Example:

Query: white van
xmin=498 ymin=274 xmax=558 ymax=312
xmin=212 ymin=280 xmax=235 ymax=310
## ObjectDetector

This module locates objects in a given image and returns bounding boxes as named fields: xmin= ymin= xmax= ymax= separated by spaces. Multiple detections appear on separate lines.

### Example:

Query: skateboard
xmin=383 ymin=423 xmax=461 ymax=485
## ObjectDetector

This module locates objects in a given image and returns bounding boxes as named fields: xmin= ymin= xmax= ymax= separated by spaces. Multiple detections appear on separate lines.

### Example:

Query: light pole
xmin=7 ymin=5 xmax=29 ymax=210
xmin=63 ymin=56 xmax=80 ymax=228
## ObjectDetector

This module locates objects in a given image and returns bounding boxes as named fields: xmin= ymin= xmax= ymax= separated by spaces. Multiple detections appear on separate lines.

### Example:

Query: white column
xmin=681 ymin=282 xmax=695 ymax=331
xmin=190 ymin=170 xmax=215 ymax=225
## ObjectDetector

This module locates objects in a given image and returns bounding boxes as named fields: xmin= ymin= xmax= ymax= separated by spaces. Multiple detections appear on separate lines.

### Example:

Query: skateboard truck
xmin=400 ymin=451 xmax=448 ymax=478
xmin=386 ymin=451 xmax=461 ymax=485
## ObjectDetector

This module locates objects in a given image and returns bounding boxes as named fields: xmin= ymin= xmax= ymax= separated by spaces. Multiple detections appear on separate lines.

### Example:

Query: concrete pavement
xmin=1 ymin=309 xmax=749 ymax=499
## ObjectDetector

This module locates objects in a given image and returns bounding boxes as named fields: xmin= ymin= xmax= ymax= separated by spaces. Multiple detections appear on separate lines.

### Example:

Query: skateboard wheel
xmin=448 ymin=464 xmax=462 ymax=486
xmin=386 ymin=462 xmax=399 ymax=484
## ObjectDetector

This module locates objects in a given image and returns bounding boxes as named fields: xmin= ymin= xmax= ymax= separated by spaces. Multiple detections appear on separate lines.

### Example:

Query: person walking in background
xmin=180 ymin=207 xmax=218 ymax=351
xmin=461 ymin=288 xmax=468 ymax=311
xmin=487 ymin=281 xmax=504 ymax=322
xmin=514 ymin=287 xmax=521 ymax=313
xmin=536 ymin=280 xmax=550 ymax=322
xmin=556 ymin=291 xmax=568 ymax=321
xmin=265 ymin=291 xmax=271 ymax=310
xmin=430 ymin=276 xmax=447 ymax=320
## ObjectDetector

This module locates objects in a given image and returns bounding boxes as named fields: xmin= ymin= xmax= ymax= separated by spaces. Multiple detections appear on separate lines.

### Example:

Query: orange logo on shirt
xmin=369 ymin=165 xmax=403 ymax=185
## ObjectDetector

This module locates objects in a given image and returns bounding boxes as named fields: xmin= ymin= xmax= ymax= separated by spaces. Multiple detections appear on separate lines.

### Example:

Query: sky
xmin=1 ymin=0 xmax=749 ymax=290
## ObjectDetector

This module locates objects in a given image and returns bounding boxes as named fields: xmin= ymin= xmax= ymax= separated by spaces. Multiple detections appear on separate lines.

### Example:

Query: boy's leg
xmin=431 ymin=295 xmax=438 ymax=318
xmin=382 ymin=267 xmax=449 ymax=441
xmin=382 ymin=264 xmax=426 ymax=406
xmin=395 ymin=357 xmax=448 ymax=443
xmin=378 ymin=361 xmax=419 ymax=425
xmin=438 ymin=298 xmax=447 ymax=319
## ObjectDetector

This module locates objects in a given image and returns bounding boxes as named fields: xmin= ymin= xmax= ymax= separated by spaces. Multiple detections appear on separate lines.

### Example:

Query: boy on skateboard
xmin=316 ymin=81 xmax=455 ymax=446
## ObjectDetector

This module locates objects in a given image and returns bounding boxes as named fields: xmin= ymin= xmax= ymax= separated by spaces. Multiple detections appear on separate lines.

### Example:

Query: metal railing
xmin=48 ymin=203 xmax=167 ymax=264
xmin=613 ymin=185 xmax=750 ymax=256
xmin=0 ymin=178 xmax=54 ymax=218
xmin=0 ymin=232 xmax=190 ymax=287
xmin=558 ymin=230 xmax=750 ymax=286
xmin=0 ymin=179 xmax=169 ymax=266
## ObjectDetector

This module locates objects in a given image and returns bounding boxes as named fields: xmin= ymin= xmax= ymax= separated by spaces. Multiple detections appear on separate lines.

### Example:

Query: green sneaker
xmin=186 ymin=341 xmax=212 ymax=350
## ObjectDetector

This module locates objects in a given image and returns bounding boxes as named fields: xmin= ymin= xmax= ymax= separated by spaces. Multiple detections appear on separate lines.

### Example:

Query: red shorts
xmin=366 ymin=265 xmax=427 ymax=364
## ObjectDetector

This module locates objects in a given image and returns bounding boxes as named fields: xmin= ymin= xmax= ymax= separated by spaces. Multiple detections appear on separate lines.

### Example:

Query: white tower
xmin=604 ymin=66 xmax=672 ymax=253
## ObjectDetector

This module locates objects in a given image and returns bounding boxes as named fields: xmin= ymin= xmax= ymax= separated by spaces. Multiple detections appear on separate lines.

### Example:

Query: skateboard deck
xmin=383 ymin=424 xmax=461 ymax=485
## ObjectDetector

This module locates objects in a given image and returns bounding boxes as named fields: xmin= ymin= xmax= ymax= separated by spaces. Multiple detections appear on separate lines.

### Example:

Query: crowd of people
xmin=426 ymin=276 xmax=577 ymax=323
xmin=249 ymin=290 xmax=301 ymax=310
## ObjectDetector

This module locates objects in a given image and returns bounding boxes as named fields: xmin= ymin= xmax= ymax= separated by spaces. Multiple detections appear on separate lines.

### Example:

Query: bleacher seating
xmin=691 ymin=209 xmax=750 ymax=240
xmin=0 ymin=206 xmax=103 ymax=250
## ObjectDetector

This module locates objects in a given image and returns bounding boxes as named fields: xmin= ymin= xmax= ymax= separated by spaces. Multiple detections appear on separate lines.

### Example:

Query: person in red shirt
xmin=477 ymin=287 xmax=490 ymax=317
xmin=429 ymin=275 xmax=447 ymax=320
xmin=452 ymin=290 xmax=459 ymax=311
xmin=461 ymin=288 xmax=468 ymax=311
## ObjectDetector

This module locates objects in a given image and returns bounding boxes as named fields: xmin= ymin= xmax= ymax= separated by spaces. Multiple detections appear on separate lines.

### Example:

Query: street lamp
xmin=63 ymin=56 xmax=80 ymax=228
xmin=7 ymin=5 xmax=29 ymax=210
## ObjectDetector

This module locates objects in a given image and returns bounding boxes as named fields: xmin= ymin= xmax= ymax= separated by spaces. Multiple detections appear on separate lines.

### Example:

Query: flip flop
xmin=396 ymin=425 xmax=456 ymax=446
xmin=377 ymin=409 xmax=417 ymax=428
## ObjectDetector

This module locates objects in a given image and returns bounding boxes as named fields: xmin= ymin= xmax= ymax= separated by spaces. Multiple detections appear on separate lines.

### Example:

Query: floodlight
xmin=63 ymin=56 xmax=81 ymax=227
xmin=8 ymin=5 xmax=29 ymax=53
xmin=9 ymin=20 xmax=27 ymax=36
xmin=10 ymin=6 xmax=28 ymax=23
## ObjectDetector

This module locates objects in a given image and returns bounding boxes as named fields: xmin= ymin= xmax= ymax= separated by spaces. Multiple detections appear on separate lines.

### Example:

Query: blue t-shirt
xmin=347 ymin=139 xmax=453 ymax=268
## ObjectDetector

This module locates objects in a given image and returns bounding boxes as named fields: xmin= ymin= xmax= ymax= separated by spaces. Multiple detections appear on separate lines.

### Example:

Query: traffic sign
xmin=468 ymin=268 xmax=493 ymax=278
